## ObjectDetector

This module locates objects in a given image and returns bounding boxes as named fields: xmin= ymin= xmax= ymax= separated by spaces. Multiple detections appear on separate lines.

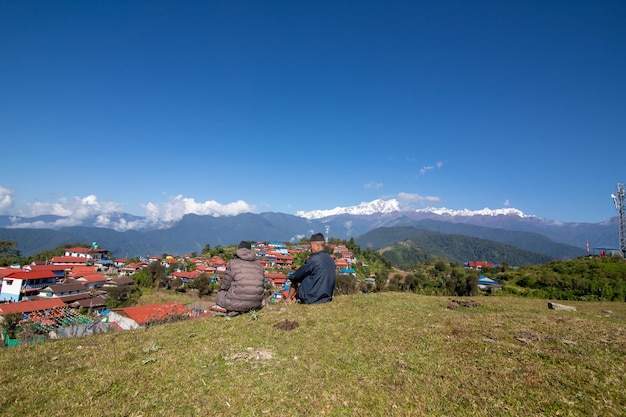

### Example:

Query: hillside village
xmin=0 ymin=240 xmax=365 ymax=345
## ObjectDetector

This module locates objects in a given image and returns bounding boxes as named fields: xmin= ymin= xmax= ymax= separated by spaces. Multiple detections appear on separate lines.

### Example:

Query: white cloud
xmin=290 ymin=234 xmax=306 ymax=243
xmin=23 ymin=195 xmax=123 ymax=218
xmin=364 ymin=181 xmax=383 ymax=190
xmin=6 ymin=191 xmax=255 ymax=230
xmin=503 ymin=199 xmax=510 ymax=207
xmin=397 ymin=192 xmax=440 ymax=203
xmin=142 ymin=195 xmax=255 ymax=223
xmin=419 ymin=161 xmax=444 ymax=175
xmin=94 ymin=215 xmax=151 ymax=231
xmin=11 ymin=194 xmax=126 ymax=229
xmin=0 ymin=185 xmax=14 ymax=213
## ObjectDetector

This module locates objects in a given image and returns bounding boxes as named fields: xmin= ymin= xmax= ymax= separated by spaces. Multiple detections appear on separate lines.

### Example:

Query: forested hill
xmin=355 ymin=226 xmax=557 ymax=267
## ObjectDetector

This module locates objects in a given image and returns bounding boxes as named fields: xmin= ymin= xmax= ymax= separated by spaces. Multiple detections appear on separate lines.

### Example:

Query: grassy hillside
xmin=384 ymin=219 xmax=586 ymax=259
xmin=356 ymin=226 xmax=555 ymax=267
xmin=497 ymin=255 xmax=626 ymax=301
xmin=1 ymin=293 xmax=625 ymax=416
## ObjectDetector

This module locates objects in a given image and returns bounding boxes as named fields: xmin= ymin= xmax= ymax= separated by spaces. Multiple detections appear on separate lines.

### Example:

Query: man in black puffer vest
xmin=215 ymin=241 xmax=265 ymax=312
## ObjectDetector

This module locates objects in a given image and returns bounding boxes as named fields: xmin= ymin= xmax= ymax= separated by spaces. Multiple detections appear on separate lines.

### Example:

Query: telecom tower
xmin=325 ymin=224 xmax=330 ymax=243
xmin=611 ymin=183 xmax=626 ymax=257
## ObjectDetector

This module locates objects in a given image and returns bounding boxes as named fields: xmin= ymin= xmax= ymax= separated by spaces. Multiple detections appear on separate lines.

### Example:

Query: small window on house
xmin=5 ymin=280 xmax=13 ymax=285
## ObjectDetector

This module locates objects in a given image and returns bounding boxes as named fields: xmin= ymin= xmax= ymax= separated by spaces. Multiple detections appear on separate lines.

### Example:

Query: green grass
xmin=1 ymin=293 xmax=625 ymax=416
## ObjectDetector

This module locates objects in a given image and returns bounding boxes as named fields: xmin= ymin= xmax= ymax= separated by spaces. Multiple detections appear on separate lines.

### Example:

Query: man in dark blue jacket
xmin=286 ymin=233 xmax=336 ymax=304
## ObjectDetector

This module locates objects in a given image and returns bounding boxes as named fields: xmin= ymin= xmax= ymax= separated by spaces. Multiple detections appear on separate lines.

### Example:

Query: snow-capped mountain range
xmin=0 ymin=198 xmax=619 ymax=258
xmin=295 ymin=199 xmax=403 ymax=219
xmin=296 ymin=199 xmax=531 ymax=220
xmin=1 ymin=199 xmax=538 ymax=232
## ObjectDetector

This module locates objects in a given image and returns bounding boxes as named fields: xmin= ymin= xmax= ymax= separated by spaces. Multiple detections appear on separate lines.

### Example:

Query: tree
xmin=145 ymin=262 xmax=168 ymax=288
xmin=195 ymin=273 xmax=211 ymax=298
xmin=404 ymin=273 xmax=415 ymax=292
xmin=130 ymin=270 xmax=153 ymax=288
xmin=171 ymin=277 xmax=184 ymax=292
xmin=388 ymin=273 xmax=403 ymax=292
xmin=434 ymin=259 xmax=448 ymax=272
xmin=106 ymin=285 xmax=142 ymax=308
xmin=0 ymin=241 xmax=20 ymax=258
xmin=335 ymin=273 xmax=357 ymax=295
xmin=375 ymin=269 xmax=390 ymax=292
xmin=1 ymin=313 xmax=23 ymax=339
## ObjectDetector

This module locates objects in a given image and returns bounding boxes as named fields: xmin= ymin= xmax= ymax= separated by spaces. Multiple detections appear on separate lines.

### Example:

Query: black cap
xmin=310 ymin=233 xmax=325 ymax=242
xmin=238 ymin=241 xmax=252 ymax=250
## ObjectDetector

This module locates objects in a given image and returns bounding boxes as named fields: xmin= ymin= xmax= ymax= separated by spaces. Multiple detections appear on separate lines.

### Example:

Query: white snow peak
xmin=295 ymin=200 xmax=531 ymax=220
xmin=295 ymin=199 xmax=401 ymax=219
xmin=415 ymin=207 xmax=530 ymax=218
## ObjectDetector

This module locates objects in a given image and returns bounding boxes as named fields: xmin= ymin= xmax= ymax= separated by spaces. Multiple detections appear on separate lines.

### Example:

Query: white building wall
xmin=107 ymin=311 xmax=139 ymax=330
xmin=0 ymin=278 xmax=23 ymax=302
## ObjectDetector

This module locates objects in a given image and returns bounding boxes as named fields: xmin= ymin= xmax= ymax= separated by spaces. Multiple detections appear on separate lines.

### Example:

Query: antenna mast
xmin=611 ymin=183 xmax=626 ymax=257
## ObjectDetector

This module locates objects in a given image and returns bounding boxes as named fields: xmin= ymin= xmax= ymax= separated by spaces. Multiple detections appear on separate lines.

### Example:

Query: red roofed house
xmin=171 ymin=270 xmax=202 ymax=283
xmin=0 ymin=270 xmax=58 ymax=302
xmin=63 ymin=247 xmax=113 ymax=267
xmin=0 ymin=298 xmax=67 ymax=316
xmin=50 ymin=256 xmax=91 ymax=266
xmin=107 ymin=301 xmax=192 ymax=330
xmin=208 ymin=256 xmax=227 ymax=267
xmin=265 ymin=273 xmax=287 ymax=286
xmin=195 ymin=265 xmax=216 ymax=275
xmin=67 ymin=266 xmax=107 ymax=289
xmin=335 ymin=258 xmax=350 ymax=269
xmin=465 ymin=261 xmax=494 ymax=269
xmin=120 ymin=262 xmax=147 ymax=275
xmin=24 ymin=264 xmax=69 ymax=279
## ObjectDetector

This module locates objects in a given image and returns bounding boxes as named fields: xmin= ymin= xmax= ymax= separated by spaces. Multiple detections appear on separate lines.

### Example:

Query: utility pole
xmin=611 ymin=183 xmax=626 ymax=257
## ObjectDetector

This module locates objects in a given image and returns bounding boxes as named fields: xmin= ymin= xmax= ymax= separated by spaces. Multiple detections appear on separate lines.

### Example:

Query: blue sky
xmin=1 ymin=0 xmax=625 ymax=225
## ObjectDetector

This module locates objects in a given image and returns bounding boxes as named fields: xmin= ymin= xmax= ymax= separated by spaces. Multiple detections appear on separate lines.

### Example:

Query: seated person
xmin=214 ymin=241 xmax=265 ymax=312
xmin=286 ymin=233 xmax=336 ymax=304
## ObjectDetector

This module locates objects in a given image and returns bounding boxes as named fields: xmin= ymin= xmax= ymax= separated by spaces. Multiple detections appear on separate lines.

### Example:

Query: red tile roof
xmin=27 ymin=264 xmax=68 ymax=273
xmin=74 ymin=274 xmax=107 ymax=283
xmin=65 ymin=247 xmax=91 ymax=253
xmin=5 ymin=270 xmax=57 ymax=280
xmin=335 ymin=259 xmax=350 ymax=267
xmin=265 ymin=272 xmax=287 ymax=278
xmin=467 ymin=261 xmax=494 ymax=268
xmin=118 ymin=301 xmax=191 ymax=325
xmin=68 ymin=265 xmax=99 ymax=276
xmin=0 ymin=268 xmax=18 ymax=278
xmin=50 ymin=256 xmax=90 ymax=264
xmin=172 ymin=271 xmax=201 ymax=279
xmin=0 ymin=298 xmax=67 ymax=315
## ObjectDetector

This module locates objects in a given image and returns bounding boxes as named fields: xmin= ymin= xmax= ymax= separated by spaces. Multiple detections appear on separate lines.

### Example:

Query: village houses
xmin=1 ymin=240 xmax=361 ymax=345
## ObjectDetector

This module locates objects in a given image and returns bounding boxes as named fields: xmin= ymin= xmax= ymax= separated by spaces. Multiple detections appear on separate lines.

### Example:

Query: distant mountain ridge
xmin=355 ymin=226 xmax=556 ymax=267
xmin=0 ymin=199 xmax=618 ymax=259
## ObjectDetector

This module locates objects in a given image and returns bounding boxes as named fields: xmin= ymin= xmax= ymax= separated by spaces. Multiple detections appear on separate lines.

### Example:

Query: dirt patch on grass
xmin=224 ymin=348 xmax=274 ymax=362
xmin=447 ymin=299 xmax=481 ymax=309
xmin=274 ymin=319 xmax=299 ymax=330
